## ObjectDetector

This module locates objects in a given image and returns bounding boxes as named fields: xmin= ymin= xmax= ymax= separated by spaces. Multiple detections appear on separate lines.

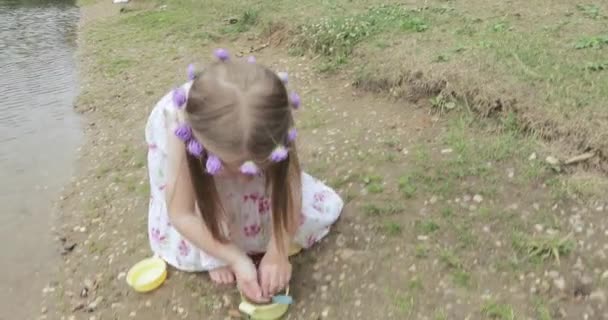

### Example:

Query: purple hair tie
xmin=247 ymin=56 xmax=256 ymax=63
xmin=287 ymin=128 xmax=297 ymax=142
xmin=187 ymin=139 xmax=204 ymax=157
xmin=289 ymin=92 xmax=301 ymax=109
xmin=174 ymin=124 xmax=192 ymax=142
xmin=206 ymin=154 xmax=222 ymax=175
xmin=214 ymin=48 xmax=230 ymax=62
xmin=269 ymin=145 xmax=288 ymax=162
xmin=187 ymin=64 xmax=196 ymax=81
xmin=172 ymin=87 xmax=187 ymax=109
xmin=240 ymin=161 xmax=259 ymax=175
xmin=277 ymin=72 xmax=288 ymax=84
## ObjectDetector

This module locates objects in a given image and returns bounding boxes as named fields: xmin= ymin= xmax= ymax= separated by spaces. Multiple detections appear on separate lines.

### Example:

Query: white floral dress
xmin=144 ymin=85 xmax=344 ymax=271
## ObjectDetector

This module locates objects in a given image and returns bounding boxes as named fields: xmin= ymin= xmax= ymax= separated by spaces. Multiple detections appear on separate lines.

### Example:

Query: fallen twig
xmin=565 ymin=152 xmax=596 ymax=165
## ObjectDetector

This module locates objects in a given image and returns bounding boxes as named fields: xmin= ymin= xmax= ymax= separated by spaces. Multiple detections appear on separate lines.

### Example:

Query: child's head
xmin=179 ymin=53 xmax=301 ymax=246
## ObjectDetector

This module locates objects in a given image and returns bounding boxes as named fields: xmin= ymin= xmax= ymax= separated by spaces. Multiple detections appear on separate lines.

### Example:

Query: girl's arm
xmin=165 ymin=131 xmax=245 ymax=266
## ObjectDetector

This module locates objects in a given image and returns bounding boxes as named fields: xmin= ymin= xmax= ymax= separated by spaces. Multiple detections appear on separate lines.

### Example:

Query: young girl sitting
xmin=144 ymin=49 xmax=343 ymax=303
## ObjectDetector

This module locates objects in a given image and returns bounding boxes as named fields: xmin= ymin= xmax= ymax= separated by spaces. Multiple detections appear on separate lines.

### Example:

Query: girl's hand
xmin=231 ymin=255 xmax=267 ymax=303
xmin=259 ymin=248 xmax=292 ymax=298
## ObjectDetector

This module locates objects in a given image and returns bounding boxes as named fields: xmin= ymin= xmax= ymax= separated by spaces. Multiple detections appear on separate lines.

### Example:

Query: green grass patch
xmin=415 ymin=219 xmax=440 ymax=235
xmin=362 ymin=203 xmax=403 ymax=216
xmin=482 ymin=302 xmax=515 ymax=320
xmin=511 ymin=232 xmax=575 ymax=264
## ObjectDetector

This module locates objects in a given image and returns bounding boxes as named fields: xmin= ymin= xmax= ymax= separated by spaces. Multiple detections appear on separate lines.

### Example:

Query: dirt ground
xmin=40 ymin=1 xmax=608 ymax=319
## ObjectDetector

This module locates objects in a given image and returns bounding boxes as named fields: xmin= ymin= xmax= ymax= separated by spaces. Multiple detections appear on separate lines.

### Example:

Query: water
xmin=0 ymin=0 xmax=81 ymax=318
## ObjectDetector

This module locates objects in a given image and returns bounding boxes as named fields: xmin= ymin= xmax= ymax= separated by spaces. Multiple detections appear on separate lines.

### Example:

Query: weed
xmin=415 ymin=244 xmax=430 ymax=258
xmin=482 ymin=302 xmax=515 ymax=320
xmin=534 ymin=299 xmax=552 ymax=320
xmin=394 ymin=293 xmax=415 ymax=315
xmin=363 ymin=203 xmax=403 ymax=216
xmin=434 ymin=309 xmax=448 ymax=320
xmin=398 ymin=174 xmax=417 ymax=198
xmin=292 ymin=5 xmax=431 ymax=69
xmin=492 ymin=22 xmax=510 ymax=32
xmin=383 ymin=221 xmax=402 ymax=236
xmin=415 ymin=219 xmax=440 ymax=235
xmin=440 ymin=249 xmax=463 ymax=269
xmin=408 ymin=276 xmax=423 ymax=291
xmin=363 ymin=175 xmax=384 ymax=194
xmin=584 ymin=61 xmax=607 ymax=71
xmin=576 ymin=4 xmax=602 ymax=19
xmin=575 ymin=35 xmax=608 ymax=49
xmin=511 ymin=232 xmax=574 ymax=264
xmin=452 ymin=269 xmax=471 ymax=288
xmin=440 ymin=207 xmax=453 ymax=218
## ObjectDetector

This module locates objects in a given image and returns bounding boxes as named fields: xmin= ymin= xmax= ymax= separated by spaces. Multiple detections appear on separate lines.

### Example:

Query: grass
xmin=482 ymin=302 xmax=515 ymax=320
xmin=415 ymin=220 xmax=440 ymax=235
xmin=511 ymin=232 xmax=575 ymax=264
xmin=362 ymin=203 xmax=403 ymax=216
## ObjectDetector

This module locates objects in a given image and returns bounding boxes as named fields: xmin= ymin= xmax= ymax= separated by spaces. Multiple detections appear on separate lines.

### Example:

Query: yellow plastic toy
xmin=238 ymin=287 xmax=291 ymax=320
xmin=126 ymin=256 xmax=167 ymax=292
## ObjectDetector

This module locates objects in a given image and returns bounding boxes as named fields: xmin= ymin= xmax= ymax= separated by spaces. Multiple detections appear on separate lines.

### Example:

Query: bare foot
xmin=209 ymin=266 xmax=235 ymax=285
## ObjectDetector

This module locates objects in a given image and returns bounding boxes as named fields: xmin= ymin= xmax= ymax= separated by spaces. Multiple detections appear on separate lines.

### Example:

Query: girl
xmin=144 ymin=49 xmax=343 ymax=303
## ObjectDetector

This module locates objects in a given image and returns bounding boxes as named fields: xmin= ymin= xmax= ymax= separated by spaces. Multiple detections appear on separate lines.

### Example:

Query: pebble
xmin=554 ymin=277 xmax=566 ymax=291
xmin=529 ymin=152 xmax=537 ymax=160
xmin=590 ymin=290 xmax=607 ymax=303
xmin=129 ymin=311 xmax=136 ymax=317
xmin=429 ymin=196 xmax=438 ymax=204
xmin=355 ymin=300 xmax=361 ymax=307
xmin=545 ymin=156 xmax=559 ymax=165
xmin=601 ymin=270 xmax=608 ymax=280
xmin=145 ymin=300 xmax=151 ymax=307
xmin=441 ymin=148 xmax=453 ymax=154
xmin=321 ymin=307 xmax=330 ymax=318
xmin=473 ymin=194 xmax=483 ymax=203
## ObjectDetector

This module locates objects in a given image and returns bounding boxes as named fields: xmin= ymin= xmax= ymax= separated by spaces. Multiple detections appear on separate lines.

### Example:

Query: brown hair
xmin=184 ymin=60 xmax=301 ymax=249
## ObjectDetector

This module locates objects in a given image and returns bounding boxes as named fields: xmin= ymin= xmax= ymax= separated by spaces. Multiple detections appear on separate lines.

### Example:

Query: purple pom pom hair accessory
xmin=172 ymin=87 xmax=187 ymax=109
xmin=187 ymin=64 xmax=196 ymax=81
xmin=214 ymin=48 xmax=230 ymax=62
xmin=277 ymin=72 xmax=288 ymax=84
xmin=240 ymin=161 xmax=260 ymax=176
xmin=287 ymin=128 xmax=297 ymax=142
xmin=247 ymin=56 xmax=256 ymax=64
xmin=289 ymin=92 xmax=301 ymax=109
xmin=206 ymin=154 xmax=223 ymax=175
xmin=174 ymin=124 xmax=193 ymax=142
xmin=187 ymin=139 xmax=204 ymax=157
xmin=269 ymin=145 xmax=289 ymax=162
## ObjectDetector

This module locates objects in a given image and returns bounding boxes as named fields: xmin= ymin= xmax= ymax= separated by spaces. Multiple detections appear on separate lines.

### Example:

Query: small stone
xmin=590 ymin=290 xmax=607 ymax=303
xmin=129 ymin=311 xmax=136 ymax=317
xmin=89 ymin=316 xmax=97 ymax=320
xmin=402 ymin=148 xmax=409 ymax=155
xmin=409 ymin=265 xmax=417 ymax=272
xmin=601 ymin=270 xmax=608 ymax=280
xmin=321 ymin=285 xmax=328 ymax=292
xmin=417 ymin=235 xmax=429 ymax=241
xmin=41 ymin=307 xmax=47 ymax=314
xmin=87 ymin=296 xmax=104 ymax=312
xmin=355 ymin=300 xmax=361 ymax=307
xmin=145 ymin=300 xmax=151 ymax=307
xmin=228 ymin=309 xmax=241 ymax=318
xmin=441 ymin=148 xmax=453 ymax=154
xmin=473 ymin=194 xmax=483 ymax=203
xmin=338 ymin=249 xmax=355 ymax=260
xmin=534 ymin=224 xmax=544 ymax=232
xmin=177 ymin=307 xmax=184 ymax=314
xmin=554 ymin=277 xmax=566 ymax=291
xmin=545 ymin=156 xmax=559 ymax=165
xmin=321 ymin=307 xmax=330 ymax=318
xmin=324 ymin=274 xmax=332 ymax=282
xmin=222 ymin=294 xmax=232 ymax=307
xmin=529 ymin=153 xmax=537 ymax=160
xmin=429 ymin=196 xmax=438 ymax=204
xmin=68 ymin=316 xmax=76 ymax=320
xmin=117 ymin=272 xmax=126 ymax=280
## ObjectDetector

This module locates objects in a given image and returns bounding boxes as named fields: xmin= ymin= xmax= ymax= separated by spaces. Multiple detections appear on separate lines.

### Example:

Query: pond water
xmin=0 ymin=0 xmax=81 ymax=317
